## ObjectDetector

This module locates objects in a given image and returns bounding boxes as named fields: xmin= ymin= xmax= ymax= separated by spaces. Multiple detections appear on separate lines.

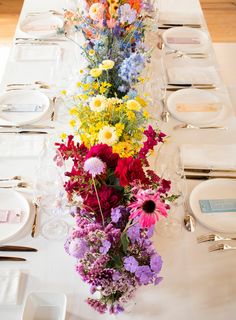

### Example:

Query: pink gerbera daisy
xmin=128 ymin=190 xmax=168 ymax=228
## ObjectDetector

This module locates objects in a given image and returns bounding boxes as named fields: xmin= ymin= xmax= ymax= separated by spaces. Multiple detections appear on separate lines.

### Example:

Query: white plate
xmin=0 ymin=189 xmax=30 ymax=243
xmin=189 ymin=179 xmax=236 ymax=233
xmin=167 ymin=88 xmax=225 ymax=125
xmin=0 ymin=90 xmax=50 ymax=125
xmin=20 ymin=14 xmax=64 ymax=38
xmin=162 ymin=27 xmax=209 ymax=53
xmin=22 ymin=292 xmax=67 ymax=320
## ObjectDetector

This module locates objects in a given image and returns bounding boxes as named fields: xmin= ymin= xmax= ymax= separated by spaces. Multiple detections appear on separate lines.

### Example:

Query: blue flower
xmin=118 ymin=53 xmax=145 ymax=84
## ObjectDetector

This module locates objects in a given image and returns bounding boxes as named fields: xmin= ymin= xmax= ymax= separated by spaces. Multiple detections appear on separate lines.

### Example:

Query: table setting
xmin=0 ymin=0 xmax=236 ymax=319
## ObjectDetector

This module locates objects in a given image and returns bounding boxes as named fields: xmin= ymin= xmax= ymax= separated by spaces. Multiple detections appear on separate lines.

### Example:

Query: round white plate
xmin=167 ymin=88 xmax=224 ymax=126
xmin=162 ymin=27 xmax=209 ymax=53
xmin=0 ymin=90 xmax=50 ymax=125
xmin=189 ymin=179 xmax=236 ymax=233
xmin=0 ymin=189 xmax=30 ymax=243
xmin=20 ymin=14 xmax=64 ymax=38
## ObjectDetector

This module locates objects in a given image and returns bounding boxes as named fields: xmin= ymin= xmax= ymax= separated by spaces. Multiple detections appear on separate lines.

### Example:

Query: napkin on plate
xmin=0 ymin=135 xmax=45 ymax=158
xmin=0 ymin=270 xmax=22 ymax=305
xmin=167 ymin=66 xmax=219 ymax=84
xmin=159 ymin=12 xmax=201 ymax=25
xmin=181 ymin=144 xmax=236 ymax=169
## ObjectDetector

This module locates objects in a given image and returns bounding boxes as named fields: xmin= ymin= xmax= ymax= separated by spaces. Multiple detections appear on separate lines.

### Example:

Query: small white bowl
xmin=21 ymin=292 xmax=67 ymax=320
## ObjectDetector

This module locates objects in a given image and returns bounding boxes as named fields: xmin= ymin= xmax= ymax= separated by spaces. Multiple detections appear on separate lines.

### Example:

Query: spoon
xmin=183 ymin=201 xmax=196 ymax=232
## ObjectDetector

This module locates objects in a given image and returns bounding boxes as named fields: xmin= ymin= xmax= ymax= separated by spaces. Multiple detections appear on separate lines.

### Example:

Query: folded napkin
xmin=181 ymin=144 xmax=236 ymax=169
xmin=0 ymin=270 xmax=21 ymax=305
xmin=0 ymin=135 xmax=45 ymax=158
xmin=15 ymin=44 xmax=61 ymax=62
xmin=167 ymin=66 xmax=219 ymax=85
xmin=159 ymin=12 xmax=201 ymax=24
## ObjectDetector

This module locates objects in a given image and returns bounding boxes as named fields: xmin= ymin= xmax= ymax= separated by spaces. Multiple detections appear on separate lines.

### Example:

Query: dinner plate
xmin=0 ymin=189 xmax=30 ymax=243
xmin=162 ymin=27 xmax=209 ymax=53
xmin=20 ymin=14 xmax=64 ymax=38
xmin=0 ymin=90 xmax=50 ymax=125
xmin=167 ymin=88 xmax=225 ymax=125
xmin=189 ymin=179 xmax=236 ymax=233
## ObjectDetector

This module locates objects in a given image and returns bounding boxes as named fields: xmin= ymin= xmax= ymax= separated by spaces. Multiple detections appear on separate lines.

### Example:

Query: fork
xmin=209 ymin=243 xmax=236 ymax=252
xmin=0 ymin=182 xmax=28 ymax=188
xmin=0 ymin=176 xmax=22 ymax=181
xmin=198 ymin=233 xmax=236 ymax=243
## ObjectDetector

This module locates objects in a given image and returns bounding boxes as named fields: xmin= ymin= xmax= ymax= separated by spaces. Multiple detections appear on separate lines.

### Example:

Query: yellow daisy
xmin=89 ymin=95 xmax=107 ymax=112
xmin=98 ymin=125 xmax=118 ymax=146
xmin=126 ymin=99 xmax=141 ymax=111
xmin=90 ymin=68 xmax=102 ymax=78
xmin=100 ymin=60 xmax=115 ymax=70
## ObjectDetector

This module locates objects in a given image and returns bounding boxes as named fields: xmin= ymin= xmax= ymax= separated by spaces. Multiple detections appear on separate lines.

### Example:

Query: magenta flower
xmin=128 ymin=190 xmax=168 ymax=228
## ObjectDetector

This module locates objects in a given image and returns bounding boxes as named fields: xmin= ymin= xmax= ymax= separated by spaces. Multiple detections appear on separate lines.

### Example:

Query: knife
xmin=168 ymin=83 xmax=215 ymax=87
xmin=167 ymin=85 xmax=216 ymax=91
xmin=0 ymin=125 xmax=54 ymax=129
xmin=163 ymin=23 xmax=201 ymax=28
xmin=186 ymin=175 xmax=236 ymax=180
xmin=0 ymin=246 xmax=37 ymax=252
xmin=0 ymin=131 xmax=48 ymax=134
xmin=1 ymin=104 xmax=44 ymax=112
xmin=0 ymin=256 xmax=26 ymax=261
xmin=184 ymin=168 xmax=236 ymax=173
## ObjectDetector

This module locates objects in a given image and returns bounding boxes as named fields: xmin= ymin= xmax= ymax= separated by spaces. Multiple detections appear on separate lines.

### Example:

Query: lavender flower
xmin=127 ymin=224 xmax=141 ymax=243
xmin=150 ymin=254 xmax=163 ymax=273
xmin=135 ymin=266 xmax=153 ymax=285
xmin=100 ymin=240 xmax=111 ymax=254
xmin=111 ymin=207 xmax=122 ymax=223
xmin=119 ymin=4 xmax=136 ymax=24
xmin=124 ymin=256 xmax=139 ymax=273
xmin=84 ymin=156 xmax=106 ymax=177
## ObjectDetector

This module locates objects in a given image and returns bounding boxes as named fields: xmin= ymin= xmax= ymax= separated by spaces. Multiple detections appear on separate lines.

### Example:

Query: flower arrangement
xmin=56 ymin=0 xmax=173 ymax=315
xmin=61 ymin=0 xmax=156 ymax=97
xmin=56 ymin=127 xmax=175 ymax=314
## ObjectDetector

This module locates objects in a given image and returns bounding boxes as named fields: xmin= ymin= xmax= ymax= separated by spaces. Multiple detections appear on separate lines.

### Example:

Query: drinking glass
xmin=154 ymin=144 xmax=186 ymax=238
xmin=33 ymin=139 xmax=69 ymax=240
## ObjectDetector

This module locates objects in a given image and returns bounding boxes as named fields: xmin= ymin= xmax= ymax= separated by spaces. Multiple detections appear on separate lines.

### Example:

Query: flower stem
xmin=92 ymin=177 xmax=105 ymax=227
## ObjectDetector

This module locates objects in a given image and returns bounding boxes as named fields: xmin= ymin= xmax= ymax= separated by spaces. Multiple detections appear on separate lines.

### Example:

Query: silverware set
xmin=0 ymin=246 xmax=37 ymax=262
xmin=183 ymin=167 xmax=236 ymax=180
xmin=197 ymin=234 xmax=236 ymax=252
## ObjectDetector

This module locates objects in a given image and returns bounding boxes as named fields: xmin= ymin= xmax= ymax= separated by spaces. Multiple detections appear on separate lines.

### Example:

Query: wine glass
xmin=33 ymin=139 xmax=69 ymax=240
xmin=154 ymin=144 xmax=186 ymax=239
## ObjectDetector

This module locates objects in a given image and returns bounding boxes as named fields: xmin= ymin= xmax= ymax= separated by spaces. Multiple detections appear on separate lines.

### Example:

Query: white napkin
xmin=0 ymin=270 xmax=21 ymax=305
xmin=167 ymin=66 xmax=219 ymax=84
xmin=181 ymin=144 xmax=236 ymax=169
xmin=14 ymin=44 xmax=61 ymax=62
xmin=0 ymin=135 xmax=45 ymax=157
xmin=159 ymin=12 xmax=201 ymax=24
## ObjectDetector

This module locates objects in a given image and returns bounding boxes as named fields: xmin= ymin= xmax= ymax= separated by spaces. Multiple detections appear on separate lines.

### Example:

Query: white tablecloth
xmin=0 ymin=1 xmax=236 ymax=320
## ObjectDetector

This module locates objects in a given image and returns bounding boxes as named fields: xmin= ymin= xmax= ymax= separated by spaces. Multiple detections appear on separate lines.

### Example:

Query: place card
xmin=166 ymin=36 xmax=201 ymax=45
xmin=199 ymin=199 xmax=236 ymax=213
xmin=176 ymin=103 xmax=221 ymax=112
xmin=0 ymin=210 xmax=22 ymax=223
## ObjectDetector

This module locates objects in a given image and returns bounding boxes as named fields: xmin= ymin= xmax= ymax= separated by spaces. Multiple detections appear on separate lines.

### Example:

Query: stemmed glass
xmin=154 ymin=143 xmax=186 ymax=238
xmin=33 ymin=139 xmax=69 ymax=240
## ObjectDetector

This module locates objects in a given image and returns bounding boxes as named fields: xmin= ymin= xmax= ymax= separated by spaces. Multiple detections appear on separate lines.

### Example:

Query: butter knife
xmin=167 ymin=85 xmax=216 ymax=91
xmin=168 ymin=83 xmax=215 ymax=87
xmin=186 ymin=175 xmax=236 ymax=180
xmin=163 ymin=23 xmax=201 ymax=28
xmin=0 ymin=125 xmax=54 ymax=129
xmin=0 ymin=256 xmax=26 ymax=261
xmin=0 ymin=246 xmax=37 ymax=252
xmin=184 ymin=168 xmax=236 ymax=173
xmin=0 ymin=131 xmax=48 ymax=134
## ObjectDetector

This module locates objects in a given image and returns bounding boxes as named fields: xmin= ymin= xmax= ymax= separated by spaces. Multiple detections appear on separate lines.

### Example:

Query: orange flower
xmin=129 ymin=0 xmax=142 ymax=13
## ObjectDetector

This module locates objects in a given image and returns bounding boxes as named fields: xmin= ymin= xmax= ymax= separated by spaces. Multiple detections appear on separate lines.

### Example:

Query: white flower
xmin=98 ymin=126 xmax=118 ymax=146
xmin=84 ymin=157 xmax=106 ymax=177
xmin=89 ymin=95 xmax=107 ymax=112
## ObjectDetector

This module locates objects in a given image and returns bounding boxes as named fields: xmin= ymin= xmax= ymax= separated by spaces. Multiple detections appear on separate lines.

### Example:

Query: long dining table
xmin=0 ymin=0 xmax=236 ymax=319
